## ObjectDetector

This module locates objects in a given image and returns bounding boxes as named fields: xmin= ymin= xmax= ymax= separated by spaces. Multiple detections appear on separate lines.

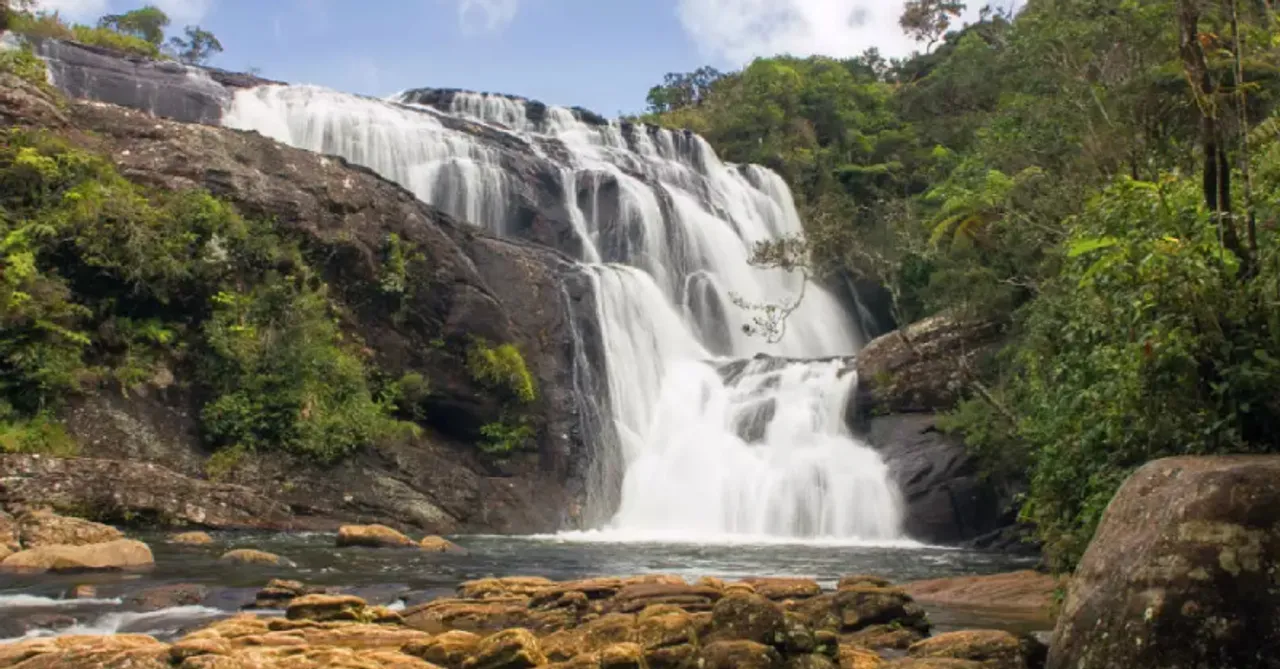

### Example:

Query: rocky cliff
xmin=0 ymin=47 xmax=598 ymax=534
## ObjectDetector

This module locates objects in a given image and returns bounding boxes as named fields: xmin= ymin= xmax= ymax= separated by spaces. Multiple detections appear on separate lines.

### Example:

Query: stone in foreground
xmin=1048 ymin=456 xmax=1280 ymax=669
xmin=908 ymin=630 xmax=1030 ymax=669
xmin=0 ymin=539 xmax=153 ymax=573
xmin=17 ymin=509 xmax=123 ymax=548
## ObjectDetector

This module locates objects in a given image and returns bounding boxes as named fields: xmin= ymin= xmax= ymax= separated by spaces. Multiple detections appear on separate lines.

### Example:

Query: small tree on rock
xmin=166 ymin=26 xmax=222 ymax=65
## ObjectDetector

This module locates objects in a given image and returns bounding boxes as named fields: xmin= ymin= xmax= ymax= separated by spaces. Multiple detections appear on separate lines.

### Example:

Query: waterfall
xmin=223 ymin=86 xmax=903 ymax=542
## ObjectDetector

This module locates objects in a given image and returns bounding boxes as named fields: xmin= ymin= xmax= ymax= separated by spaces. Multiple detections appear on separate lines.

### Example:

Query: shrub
xmin=466 ymin=339 xmax=536 ymax=404
xmin=0 ymin=43 xmax=51 ymax=91
xmin=10 ymin=10 xmax=161 ymax=59
xmin=479 ymin=416 xmax=535 ymax=455
xmin=199 ymin=278 xmax=403 ymax=463
xmin=0 ymin=410 xmax=78 ymax=456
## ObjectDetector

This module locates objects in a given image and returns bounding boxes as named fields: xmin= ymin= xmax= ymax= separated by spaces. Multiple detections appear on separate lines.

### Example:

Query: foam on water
xmin=0 ymin=599 xmax=227 ymax=644
xmin=222 ymin=86 xmax=904 ymax=542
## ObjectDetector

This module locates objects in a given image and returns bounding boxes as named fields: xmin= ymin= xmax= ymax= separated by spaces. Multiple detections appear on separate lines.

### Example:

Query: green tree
xmin=900 ymin=0 xmax=967 ymax=51
xmin=166 ymin=25 xmax=222 ymax=65
xmin=97 ymin=5 xmax=170 ymax=46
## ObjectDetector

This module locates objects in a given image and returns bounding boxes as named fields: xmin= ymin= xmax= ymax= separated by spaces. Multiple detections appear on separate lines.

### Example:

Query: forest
xmin=643 ymin=0 xmax=1280 ymax=571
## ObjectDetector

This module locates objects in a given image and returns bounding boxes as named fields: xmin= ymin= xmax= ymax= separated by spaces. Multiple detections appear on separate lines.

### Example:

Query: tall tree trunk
xmin=1179 ymin=0 xmax=1249 ymax=266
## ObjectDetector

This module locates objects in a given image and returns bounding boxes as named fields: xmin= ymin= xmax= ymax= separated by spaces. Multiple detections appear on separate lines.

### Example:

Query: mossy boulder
xmin=1048 ymin=456 xmax=1280 ymax=669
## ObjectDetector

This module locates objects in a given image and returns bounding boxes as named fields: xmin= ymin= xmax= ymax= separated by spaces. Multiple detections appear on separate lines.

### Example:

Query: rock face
xmin=851 ymin=316 xmax=1004 ymax=421
xmin=0 ymin=37 xmax=596 ymax=534
xmin=901 ymin=571 xmax=1057 ymax=618
xmin=0 ymin=455 xmax=290 ymax=529
xmin=847 ymin=316 xmax=1019 ymax=548
xmin=863 ymin=415 xmax=1007 ymax=546
xmin=1047 ymin=456 xmax=1280 ymax=669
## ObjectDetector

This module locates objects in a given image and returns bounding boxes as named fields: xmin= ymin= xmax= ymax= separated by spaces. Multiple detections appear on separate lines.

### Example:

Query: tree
xmin=900 ymin=0 xmax=967 ymax=51
xmin=97 ymin=5 xmax=170 ymax=46
xmin=645 ymin=66 xmax=724 ymax=113
xmin=166 ymin=26 xmax=222 ymax=65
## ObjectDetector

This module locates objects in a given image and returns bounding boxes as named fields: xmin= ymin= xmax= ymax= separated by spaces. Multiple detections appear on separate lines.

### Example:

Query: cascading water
xmin=223 ymin=86 xmax=904 ymax=542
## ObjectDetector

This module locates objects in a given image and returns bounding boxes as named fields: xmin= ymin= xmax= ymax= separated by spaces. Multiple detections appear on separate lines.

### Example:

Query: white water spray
xmin=223 ymin=86 xmax=903 ymax=542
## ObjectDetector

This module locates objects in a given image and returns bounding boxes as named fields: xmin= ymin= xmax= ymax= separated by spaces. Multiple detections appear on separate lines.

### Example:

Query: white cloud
xmin=455 ymin=0 xmax=519 ymax=33
xmin=34 ymin=0 xmax=212 ymax=24
xmin=676 ymin=0 xmax=987 ymax=64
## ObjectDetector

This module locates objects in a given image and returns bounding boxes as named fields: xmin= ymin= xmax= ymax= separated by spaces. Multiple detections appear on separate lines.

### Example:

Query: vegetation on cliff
xmin=646 ymin=0 xmax=1280 ymax=570
xmin=0 ymin=127 xmax=410 ymax=463
xmin=4 ymin=2 xmax=222 ymax=64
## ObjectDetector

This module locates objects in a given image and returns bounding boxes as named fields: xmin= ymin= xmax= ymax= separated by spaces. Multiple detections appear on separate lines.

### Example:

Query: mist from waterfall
xmin=223 ymin=86 xmax=904 ymax=543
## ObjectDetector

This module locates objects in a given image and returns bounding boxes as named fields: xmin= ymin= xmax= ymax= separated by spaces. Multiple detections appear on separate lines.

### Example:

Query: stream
xmin=0 ymin=532 xmax=1042 ymax=642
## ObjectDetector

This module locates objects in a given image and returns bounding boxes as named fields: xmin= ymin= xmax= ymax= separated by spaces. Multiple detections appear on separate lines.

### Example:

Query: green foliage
xmin=0 ymin=43 xmax=50 ymax=91
xmin=0 ymin=409 xmax=78 ymax=456
xmin=165 ymin=25 xmax=222 ymax=65
xmin=204 ymin=442 xmax=245 ymax=481
xmin=199 ymin=277 xmax=402 ymax=463
xmin=9 ymin=9 xmax=162 ymax=58
xmin=0 ymin=128 xmax=411 ymax=464
xmin=390 ymin=371 xmax=430 ymax=421
xmin=478 ymin=415 xmax=535 ymax=455
xmin=467 ymin=339 xmax=537 ymax=404
xmin=97 ymin=6 xmax=170 ymax=46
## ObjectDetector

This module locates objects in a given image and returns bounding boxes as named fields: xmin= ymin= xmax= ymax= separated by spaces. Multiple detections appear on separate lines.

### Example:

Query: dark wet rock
xmin=1048 ymin=456 xmax=1280 ymax=669
xmin=248 ymin=579 xmax=329 ymax=610
xmin=0 ymin=454 xmax=290 ymax=529
xmin=864 ymin=415 xmax=1007 ymax=545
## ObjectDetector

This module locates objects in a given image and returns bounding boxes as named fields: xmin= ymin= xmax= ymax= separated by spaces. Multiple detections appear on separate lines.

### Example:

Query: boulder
xmin=0 ymin=633 xmax=170 ymax=669
xmin=286 ymin=594 xmax=369 ymax=622
xmin=738 ymin=577 xmax=822 ymax=601
xmin=1048 ymin=456 xmax=1280 ymax=669
xmin=16 ymin=509 xmax=123 ymax=548
xmin=403 ymin=629 xmax=481 ymax=667
xmin=0 ymin=455 xmax=291 ymax=529
xmin=464 ymin=628 xmax=546 ymax=669
xmin=404 ymin=598 xmax=540 ymax=635
xmin=698 ymin=640 xmax=784 ymax=669
xmin=1 ymin=539 xmax=153 ymax=572
xmin=864 ymin=414 xmax=1006 ymax=545
xmin=786 ymin=656 xmax=838 ymax=669
xmin=128 ymin=584 xmax=210 ymax=611
xmin=608 ymin=582 xmax=721 ymax=613
xmin=705 ymin=592 xmax=788 ymax=646
xmin=887 ymin=661 xmax=984 ymax=668
xmin=851 ymin=316 xmax=1003 ymax=420
xmin=839 ymin=645 xmax=886 ymax=668
xmin=837 ymin=575 xmax=893 ymax=590
xmin=421 ymin=535 xmax=468 ymax=554
xmin=218 ymin=549 xmax=294 ymax=567
xmin=908 ymin=631 xmax=1029 ymax=669
xmin=336 ymin=524 xmax=417 ymax=549
xmin=170 ymin=531 xmax=215 ymax=546
xmin=842 ymin=624 xmax=925 ymax=651
xmin=249 ymin=579 xmax=327 ymax=610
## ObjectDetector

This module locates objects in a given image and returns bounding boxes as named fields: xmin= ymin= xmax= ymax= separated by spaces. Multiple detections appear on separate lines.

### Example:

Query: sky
xmin=32 ymin=0 xmax=1003 ymax=116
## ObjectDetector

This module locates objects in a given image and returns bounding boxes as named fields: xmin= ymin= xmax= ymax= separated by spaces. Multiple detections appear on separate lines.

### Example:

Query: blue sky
xmin=35 ymin=0 xmax=1000 ymax=116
